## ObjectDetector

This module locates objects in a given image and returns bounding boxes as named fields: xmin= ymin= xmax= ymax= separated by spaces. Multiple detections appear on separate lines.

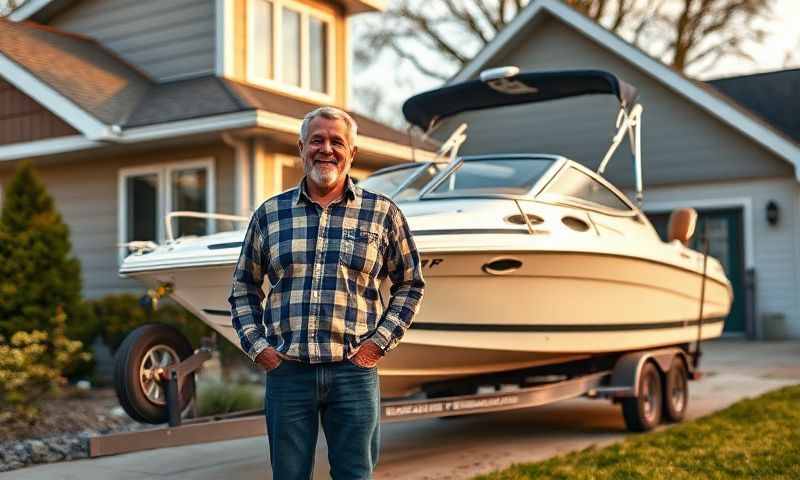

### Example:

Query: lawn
xmin=475 ymin=384 xmax=800 ymax=480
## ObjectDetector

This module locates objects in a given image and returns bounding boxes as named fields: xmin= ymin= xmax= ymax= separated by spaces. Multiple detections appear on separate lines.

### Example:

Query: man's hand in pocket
xmin=255 ymin=348 xmax=283 ymax=371
xmin=350 ymin=340 xmax=383 ymax=368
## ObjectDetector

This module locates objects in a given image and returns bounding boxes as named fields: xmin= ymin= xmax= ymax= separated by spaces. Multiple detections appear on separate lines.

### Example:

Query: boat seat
xmin=667 ymin=208 xmax=697 ymax=246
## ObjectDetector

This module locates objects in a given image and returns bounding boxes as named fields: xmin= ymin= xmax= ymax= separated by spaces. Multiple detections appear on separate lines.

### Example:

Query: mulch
xmin=0 ymin=387 xmax=137 ymax=443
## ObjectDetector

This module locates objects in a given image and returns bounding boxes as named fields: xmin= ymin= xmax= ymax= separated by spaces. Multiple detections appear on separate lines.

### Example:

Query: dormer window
xmin=248 ymin=0 xmax=334 ymax=100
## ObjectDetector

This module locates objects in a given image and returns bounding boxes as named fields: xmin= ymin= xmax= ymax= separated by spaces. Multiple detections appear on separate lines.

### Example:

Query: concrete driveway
xmin=4 ymin=340 xmax=799 ymax=480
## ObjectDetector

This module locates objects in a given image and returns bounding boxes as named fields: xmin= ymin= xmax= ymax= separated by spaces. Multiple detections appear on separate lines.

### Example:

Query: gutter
xmin=0 ymin=110 xmax=437 ymax=163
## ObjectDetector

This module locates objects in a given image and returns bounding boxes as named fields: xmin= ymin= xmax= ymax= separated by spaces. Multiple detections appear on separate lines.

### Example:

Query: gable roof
xmin=8 ymin=0 xmax=387 ymax=21
xmin=0 ymin=18 xmax=433 ymax=160
xmin=707 ymin=69 xmax=800 ymax=143
xmin=0 ymin=18 xmax=150 ymax=139
xmin=451 ymin=0 xmax=800 ymax=181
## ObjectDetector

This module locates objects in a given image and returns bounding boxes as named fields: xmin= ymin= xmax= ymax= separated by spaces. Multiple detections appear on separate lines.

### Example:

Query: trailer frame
xmin=90 ymin=345 xmax=694 ymax=457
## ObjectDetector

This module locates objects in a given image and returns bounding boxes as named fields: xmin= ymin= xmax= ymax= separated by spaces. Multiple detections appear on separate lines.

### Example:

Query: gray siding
xmin=0 ymin=142 xmax=235 ymax=299
xmin=439 ymin=14 xmax=794 ymax=188
xmin=51 ymin=0 xmax=216 ymax=82
xmin=643 ymin=179 xmax=800 ymax=338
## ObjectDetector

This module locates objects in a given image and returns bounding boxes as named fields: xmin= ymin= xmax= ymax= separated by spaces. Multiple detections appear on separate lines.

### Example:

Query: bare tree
xmin=354 ymin=0 xmax=773 ymax=81
xmin=0 ymin=0 xmax=21 ymax=17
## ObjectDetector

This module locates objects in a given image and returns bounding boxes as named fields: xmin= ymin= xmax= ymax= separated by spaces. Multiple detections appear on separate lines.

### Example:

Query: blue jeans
xmin=265 ymin=359 xmax=381 ymax=480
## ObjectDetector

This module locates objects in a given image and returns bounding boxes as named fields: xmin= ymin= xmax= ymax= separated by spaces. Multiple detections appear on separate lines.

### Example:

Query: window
xmin=118 ymin=160 xmax=214 ymax=261
xmin=248 ymin=0 xmax=333 ymax=98
xmin=281 ymin=7 xmax=301 ymax=87
xmin=544 ymin=167 xmax=630 ymax=211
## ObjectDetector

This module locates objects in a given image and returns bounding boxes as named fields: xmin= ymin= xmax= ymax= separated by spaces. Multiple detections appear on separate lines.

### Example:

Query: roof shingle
xmin=707 ymin=69 xmax=800 ymax=143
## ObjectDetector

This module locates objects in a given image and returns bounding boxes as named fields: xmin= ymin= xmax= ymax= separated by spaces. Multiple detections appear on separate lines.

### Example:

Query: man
xmin=229 ymin=106 xmax=425 ymax=479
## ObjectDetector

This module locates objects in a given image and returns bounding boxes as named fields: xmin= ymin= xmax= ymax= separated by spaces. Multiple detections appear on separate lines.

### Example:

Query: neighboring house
xmin=0 ymin=0 xmax=435 ymax=299
xmin=432 ymin=0 xmax=800 ymax=338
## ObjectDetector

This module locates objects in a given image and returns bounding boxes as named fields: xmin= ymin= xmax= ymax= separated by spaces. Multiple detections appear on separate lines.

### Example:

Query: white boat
xmin=119 ymin=68 xmax=731 ymax=407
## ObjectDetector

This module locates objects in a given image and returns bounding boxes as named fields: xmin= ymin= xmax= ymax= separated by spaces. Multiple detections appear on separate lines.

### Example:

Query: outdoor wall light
xmin=766 ymin=200 xmax=779 ymax=226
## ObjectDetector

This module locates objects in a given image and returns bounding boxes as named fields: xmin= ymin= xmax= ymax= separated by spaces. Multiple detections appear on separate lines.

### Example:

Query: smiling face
xmin=298 ymin=116 xmax=356 ymax=195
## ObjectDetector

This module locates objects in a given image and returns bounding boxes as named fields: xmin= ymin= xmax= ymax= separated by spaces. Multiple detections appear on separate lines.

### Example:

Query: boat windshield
xmin=394 ymin=163 xmax=445 ymax=201
xmin=359 ymin=162 xmax=446 ymax=200
xmin=425 ymin=158 xmax=555 ymax=197
xmin=358 ymin=165 xmax=422 ymax=196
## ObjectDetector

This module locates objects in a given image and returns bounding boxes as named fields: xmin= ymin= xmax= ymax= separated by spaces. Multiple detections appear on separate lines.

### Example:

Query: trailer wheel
xmin=621 ymin=361 xmax=662 ymax=432
xmin=662 ymin=356 xmax=689 ymax=423
xmin=113 ymin=324 xmax=195 ymax=424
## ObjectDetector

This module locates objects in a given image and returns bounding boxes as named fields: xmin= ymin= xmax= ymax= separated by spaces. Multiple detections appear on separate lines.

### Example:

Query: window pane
xmin=309 ymin=17 xmax=328 ymax=93
xmin=252 ymin=0 xmax=273 ymax=79
xmin=546 ymin=168 xmax=630 ymax=210
xmin=430 ymin=158 xmax=554 ymax=196
xmin=282 ymin=8 xmax=301 ymax=87
xmin=126 ymin=174 xmax=158 ymax=242
xmin=171 ymin=168 xmax=208 ymax=238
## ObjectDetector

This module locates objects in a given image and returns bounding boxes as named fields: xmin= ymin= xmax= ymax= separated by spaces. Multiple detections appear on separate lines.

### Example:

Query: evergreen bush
xmin=0 ymin=161 xmax=85 ymax=339
xmin=0 ymin=161 xmax=94 ymax=379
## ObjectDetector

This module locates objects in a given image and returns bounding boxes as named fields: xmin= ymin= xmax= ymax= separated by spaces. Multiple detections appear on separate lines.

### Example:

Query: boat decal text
xmin=384 ymin=394 xmax=520 ymax=418
xmin=420 ymin=258 xmax=444 ymax=269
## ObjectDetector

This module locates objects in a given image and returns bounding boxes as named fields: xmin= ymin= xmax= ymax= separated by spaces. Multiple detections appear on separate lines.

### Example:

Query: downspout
xmin=222 ymin=133 xmax=252 ymax=217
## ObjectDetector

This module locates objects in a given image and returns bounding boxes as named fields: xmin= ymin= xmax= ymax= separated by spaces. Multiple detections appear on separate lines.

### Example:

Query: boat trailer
xmin=89 ymin=346 xmax=696 ymax=457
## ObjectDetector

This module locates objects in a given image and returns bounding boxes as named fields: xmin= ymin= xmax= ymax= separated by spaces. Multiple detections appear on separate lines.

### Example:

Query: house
xmin=0 ymin=0 xmax=435 ymax=299
xmin=429 ymin=0 xmax=800 ymax=339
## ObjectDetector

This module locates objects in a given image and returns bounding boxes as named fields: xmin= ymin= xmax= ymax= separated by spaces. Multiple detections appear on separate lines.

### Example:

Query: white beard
xmin=308 ymin=163 xmax=339 ymax=187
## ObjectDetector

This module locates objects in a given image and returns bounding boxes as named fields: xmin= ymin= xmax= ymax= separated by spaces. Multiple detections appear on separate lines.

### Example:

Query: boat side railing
xmin=165 ymin=211 xmax=250 ymax=242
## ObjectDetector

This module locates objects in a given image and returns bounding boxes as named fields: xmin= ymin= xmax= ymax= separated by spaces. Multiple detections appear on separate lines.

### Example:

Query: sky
xmin=349 ymin=0 xmax=800 ymax=124
xmin=703 ymin=0 xmax=800 ymax=79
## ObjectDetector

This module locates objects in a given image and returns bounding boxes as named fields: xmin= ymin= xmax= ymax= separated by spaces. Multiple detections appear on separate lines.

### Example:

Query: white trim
xmin=246 ymin=0 xmax=336 ymax=104
xmin=7 ymin=0 xmax=51 ymax=21
xmin=215 ymin=0 xmax=236 ymax=77
xmin=0 ymin=136 xmax=101 ymax=162
xmin=118 ymin=111 xmax=259 ymax=142
xmin=643 ymin=197 xmax=755 ymax=269
xmin=0 ymin=52 xmax=115 ymax=141
xmin=451 ymin=0 xmax=800 ymax=180
xmin=118 ymin=158 xmax=216 ymax=263
xmin=0 ymin=110 xmax=428 ymax=163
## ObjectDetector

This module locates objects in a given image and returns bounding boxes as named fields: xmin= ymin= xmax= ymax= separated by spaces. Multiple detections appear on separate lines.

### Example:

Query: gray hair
xmin=300 ymin=106 xmax=358 ymax=146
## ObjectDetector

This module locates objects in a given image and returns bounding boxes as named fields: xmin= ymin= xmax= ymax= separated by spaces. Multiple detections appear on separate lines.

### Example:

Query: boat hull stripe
xmin=208 ymin=242 xmax=244 ymax=250
xmin=202 ymin=309 xmax=723 ymax=332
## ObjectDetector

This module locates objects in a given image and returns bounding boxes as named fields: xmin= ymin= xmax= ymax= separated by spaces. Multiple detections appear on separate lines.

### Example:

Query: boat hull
xmin=128 ymin=246 xmax=729 ymax=397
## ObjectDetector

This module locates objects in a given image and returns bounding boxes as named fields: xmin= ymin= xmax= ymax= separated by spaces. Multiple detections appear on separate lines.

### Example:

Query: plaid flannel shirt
xmin=228 ymin=176 xmax=425 ymax=363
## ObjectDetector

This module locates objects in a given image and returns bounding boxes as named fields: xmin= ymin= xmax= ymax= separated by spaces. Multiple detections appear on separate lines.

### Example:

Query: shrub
xmin=0 ymin=309 xmax=90 ymax=422
xmin=196 ymin=380 xmax=263 ymax=417
xmin=86 ymin=294 xmax=213 ymax=354
xmin=0 ymin=161 xmax=85 ymax=339
xmin=0 ymin=161 xmax=93 ymax=380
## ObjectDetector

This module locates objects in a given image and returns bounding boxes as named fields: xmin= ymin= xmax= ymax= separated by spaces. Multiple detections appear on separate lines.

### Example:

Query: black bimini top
xmin=402 ymin=69 xmax=638 ymax=131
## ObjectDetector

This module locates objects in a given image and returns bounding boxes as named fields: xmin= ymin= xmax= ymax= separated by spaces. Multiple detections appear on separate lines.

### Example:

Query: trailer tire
xmin=621 ymin=361 xmax=662 ymax=432
xmin=662 ymin=356 xmax=688 ymax=423
xmin=113 ymin=324 xmax=195 ymax=424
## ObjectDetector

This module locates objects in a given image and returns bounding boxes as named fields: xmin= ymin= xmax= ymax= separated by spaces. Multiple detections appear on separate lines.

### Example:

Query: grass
xmin=196 ymin=380 xmax=264 ymax=417
xmin=475 ymin=384 xmax=800 ymax=480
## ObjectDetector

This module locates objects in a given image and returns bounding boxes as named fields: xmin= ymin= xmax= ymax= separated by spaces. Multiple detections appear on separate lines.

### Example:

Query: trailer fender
xmin=603 ymin=348 xmax=689 ymax=398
